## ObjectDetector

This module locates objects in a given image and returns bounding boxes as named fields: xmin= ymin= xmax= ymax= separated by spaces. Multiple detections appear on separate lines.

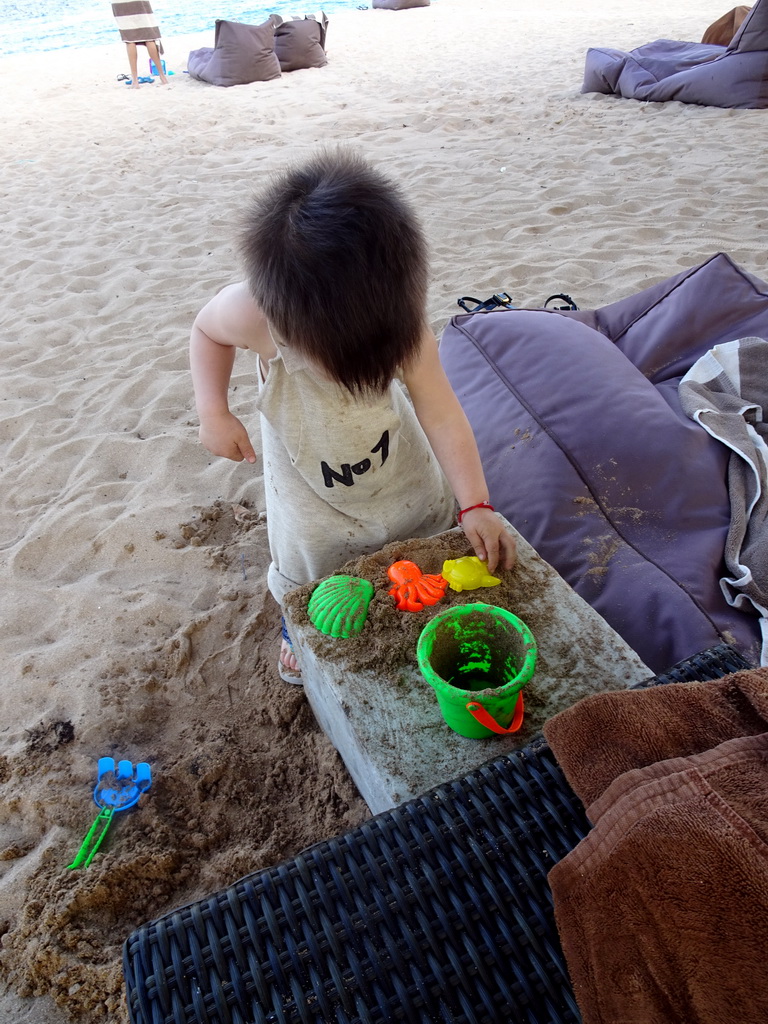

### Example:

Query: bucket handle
xmin=466 ymin=693 xmax=525 ymax=735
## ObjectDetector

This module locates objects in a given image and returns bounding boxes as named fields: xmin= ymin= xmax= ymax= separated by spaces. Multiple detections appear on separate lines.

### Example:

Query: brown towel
xmin=542 ymin=667 xmax=768 ymax=809
xmin=702 ymin=5 xmax=752 ymax=45
xmin=111 ymin=1 xmax=163 ymax=51
xmin=549 ymin=733 xmax=768 ymax=1024
xmin=544 ymin=669 xmax=768 ymax=1024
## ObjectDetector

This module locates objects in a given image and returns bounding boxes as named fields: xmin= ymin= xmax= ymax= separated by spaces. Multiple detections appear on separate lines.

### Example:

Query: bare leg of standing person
xmin=126 ymin=42 xmax=139 ymax=88
xmin=146 ymin=40 xmax=169 ymax=84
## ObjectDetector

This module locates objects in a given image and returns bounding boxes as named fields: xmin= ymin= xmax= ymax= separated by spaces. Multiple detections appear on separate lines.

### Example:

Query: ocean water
xmin=0 ymin=0 xmax=377 ymax=57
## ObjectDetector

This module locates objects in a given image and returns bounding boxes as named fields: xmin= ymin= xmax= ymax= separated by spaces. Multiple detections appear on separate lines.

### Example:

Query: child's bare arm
xmin=190 ymin=283 xmax=275 ymax=464
xmin=402 ymin=330 xmax=516 ymax=573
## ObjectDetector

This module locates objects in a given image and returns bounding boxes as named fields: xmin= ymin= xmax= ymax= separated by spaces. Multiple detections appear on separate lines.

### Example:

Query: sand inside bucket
xmin=423 ymin=605 xmax=534 ymax=694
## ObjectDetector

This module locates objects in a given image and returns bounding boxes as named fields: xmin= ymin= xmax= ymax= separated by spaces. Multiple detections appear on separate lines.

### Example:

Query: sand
xmin=0 ymin=0 xmax=765 ymax=1020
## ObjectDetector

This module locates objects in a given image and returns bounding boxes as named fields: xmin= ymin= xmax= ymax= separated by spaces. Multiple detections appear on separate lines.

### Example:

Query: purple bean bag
xmin=582 ymin=0 xmax=768 ymax=107
xmin=439 ymin=253 xmax=767 ymax=673
xmin=372 ymin=0 xmax=430 ymax=8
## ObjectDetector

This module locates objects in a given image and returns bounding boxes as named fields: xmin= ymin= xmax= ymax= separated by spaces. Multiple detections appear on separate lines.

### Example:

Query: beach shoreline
xmin=1 ymin=1 xmax=765 ymax=1020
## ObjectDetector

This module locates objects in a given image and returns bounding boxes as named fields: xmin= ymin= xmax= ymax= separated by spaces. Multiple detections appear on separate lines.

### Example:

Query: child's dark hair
xmin=240 ymin=150 xmax=428 ymax=395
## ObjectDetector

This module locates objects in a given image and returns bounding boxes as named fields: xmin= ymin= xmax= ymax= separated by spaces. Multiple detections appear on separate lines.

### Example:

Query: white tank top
xmin=255 ymin=334 xmax=455 ymax=604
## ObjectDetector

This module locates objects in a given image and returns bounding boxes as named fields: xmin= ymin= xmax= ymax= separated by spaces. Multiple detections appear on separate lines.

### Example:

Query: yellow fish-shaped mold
xmin=441 ymin=556 xmax=502 ymax=593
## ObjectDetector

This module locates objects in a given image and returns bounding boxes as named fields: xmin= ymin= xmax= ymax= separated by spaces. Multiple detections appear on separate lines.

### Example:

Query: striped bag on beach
xmin=111 ymin=1 xmax=163 ymax=49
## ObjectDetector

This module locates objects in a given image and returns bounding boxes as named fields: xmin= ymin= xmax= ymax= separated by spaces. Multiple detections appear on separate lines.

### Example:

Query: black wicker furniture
xmin=124 ymin=644 xmax=752 ymax=1024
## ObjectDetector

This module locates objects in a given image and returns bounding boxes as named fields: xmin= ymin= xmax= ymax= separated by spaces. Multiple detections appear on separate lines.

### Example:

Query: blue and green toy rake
xmin=68 ymin=757 xmax=152 ymax=869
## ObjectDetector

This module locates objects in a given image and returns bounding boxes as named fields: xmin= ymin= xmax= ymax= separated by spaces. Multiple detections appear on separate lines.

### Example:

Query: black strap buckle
xmin=457 ymin=292 xmax=515 ymax=314
xmin=543 ymin=293 xmax=578 ymax=310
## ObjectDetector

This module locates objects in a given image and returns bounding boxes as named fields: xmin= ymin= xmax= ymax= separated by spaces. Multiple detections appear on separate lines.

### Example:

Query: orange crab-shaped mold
xmin=387 ymin=559 xmax=448 ymax=613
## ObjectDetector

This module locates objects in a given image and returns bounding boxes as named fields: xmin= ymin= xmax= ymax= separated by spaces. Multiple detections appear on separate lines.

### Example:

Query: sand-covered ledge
xmin=284 ymin=522 xmax=651 ymax=812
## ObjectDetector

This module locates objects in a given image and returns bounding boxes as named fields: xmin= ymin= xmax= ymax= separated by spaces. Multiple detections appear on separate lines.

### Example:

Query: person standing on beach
xmin=111 ymin=1 xmax=169 ymax=87
xmin=189 ymin=150 xmax=516 ymax=682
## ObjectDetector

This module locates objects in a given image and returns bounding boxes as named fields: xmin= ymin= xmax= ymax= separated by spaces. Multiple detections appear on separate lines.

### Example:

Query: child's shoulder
xmin=198 ymin=282 xmax=275 ymax=356
xmin=214 ymin=281 xmax=261 ymax=322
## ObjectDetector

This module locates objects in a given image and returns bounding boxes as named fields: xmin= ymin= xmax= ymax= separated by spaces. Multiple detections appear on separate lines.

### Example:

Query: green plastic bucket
xmin=416 ymin=603 xmax=537 ymax=738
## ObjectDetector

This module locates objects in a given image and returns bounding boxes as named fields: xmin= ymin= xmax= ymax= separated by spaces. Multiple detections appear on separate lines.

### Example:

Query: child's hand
xmin=199 ymin=413 xmax=257 ymax=464
xmin=460 ymin=508 xmax=517 ymax=574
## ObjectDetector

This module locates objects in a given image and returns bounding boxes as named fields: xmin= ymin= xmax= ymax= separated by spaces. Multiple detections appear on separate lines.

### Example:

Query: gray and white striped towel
xmin=679 ymin=337 xmax=768 ymax=664
xmin=111 ymin=1 xmax=163 ymax=48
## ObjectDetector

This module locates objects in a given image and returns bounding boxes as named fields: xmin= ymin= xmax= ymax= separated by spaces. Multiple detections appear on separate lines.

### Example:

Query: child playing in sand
xmin=190 ymin=150 xmax=516 ymax=682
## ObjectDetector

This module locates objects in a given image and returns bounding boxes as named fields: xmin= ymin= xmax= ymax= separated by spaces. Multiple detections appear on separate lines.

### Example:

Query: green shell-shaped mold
xmin=307 ymin=575 xmax=375 ymax=638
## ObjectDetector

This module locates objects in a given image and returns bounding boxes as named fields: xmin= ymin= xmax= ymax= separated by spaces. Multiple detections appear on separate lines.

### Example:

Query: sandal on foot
xmin=279 ymin=618 xmax=303 ymax=685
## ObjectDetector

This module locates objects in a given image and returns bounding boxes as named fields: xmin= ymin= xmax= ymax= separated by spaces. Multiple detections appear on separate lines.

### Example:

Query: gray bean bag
xmin=274 ymin=14 xmax=328 ymax=72
xmin=187 ymin=18 xmax=281 ymax=87
xmin=582 ymin=0 xmax=768 ymax=107
xmin=439 ymin=253 xmax=767 ymax=674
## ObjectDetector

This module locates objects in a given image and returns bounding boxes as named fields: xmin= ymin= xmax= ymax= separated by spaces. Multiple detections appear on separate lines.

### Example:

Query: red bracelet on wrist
xmin=457 ymin=501 xmax=495 ymax=524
